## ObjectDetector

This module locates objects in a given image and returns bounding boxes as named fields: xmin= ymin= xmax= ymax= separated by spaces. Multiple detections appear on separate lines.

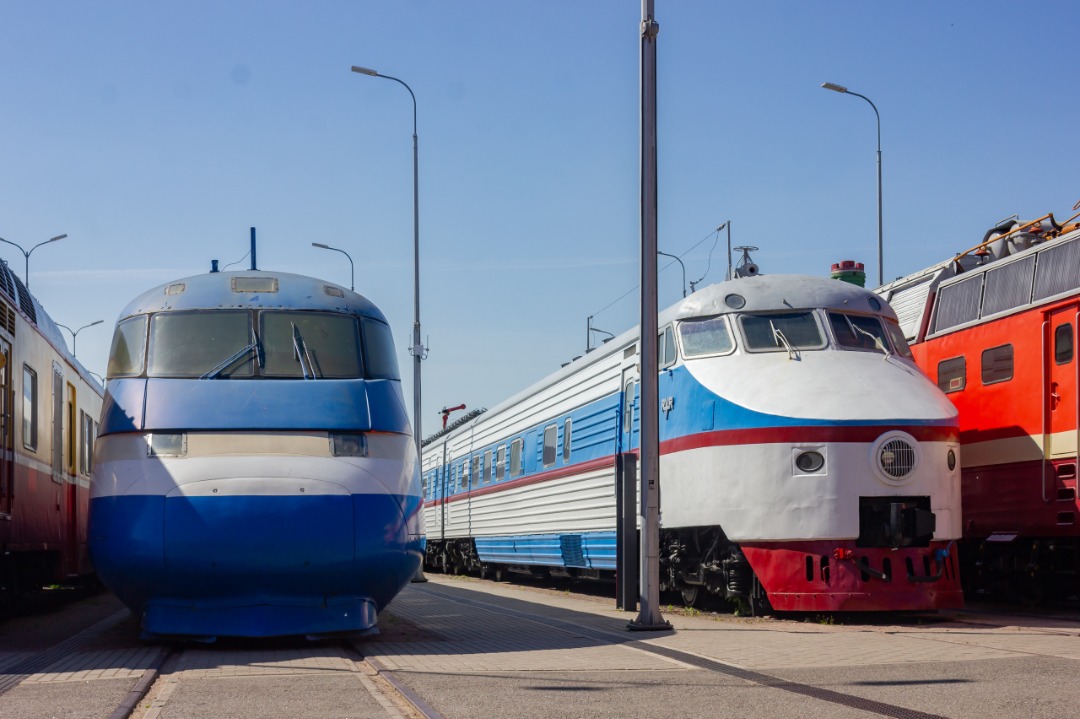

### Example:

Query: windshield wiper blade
xmin=291 ymin=323 xmax=320 ymax=379
xmin=853 ymin=324 xmax=891 ymax=358
xmin=200 ymin=343 xmax=257 ymax=379
xmin=770 ymin=322 xmax=799 ymax=361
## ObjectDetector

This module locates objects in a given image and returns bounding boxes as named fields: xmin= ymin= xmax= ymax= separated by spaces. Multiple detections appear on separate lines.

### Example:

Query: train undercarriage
xmin=422 ymin=527 xmax=771 ymax=613
xmin=962 ymin=535 xmax=1080 ymax=603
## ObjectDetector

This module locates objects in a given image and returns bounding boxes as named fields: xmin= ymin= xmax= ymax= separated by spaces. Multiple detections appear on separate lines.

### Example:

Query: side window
xmin=510 ymin=438 xmax=523 ymax=477
xmin=482 ymin=450 xmax=492 ymax=484
xmin=658 ymin=326 xmax=677 ymax=368
xmin=542 ymin=424 xmax=557 ymax=467
xmin=981 ymin=344 xmax=1013 ymax=385
xmin=460 ymin=460 xmax=468 ymax=489
xmin=622 ymin=378 xmax=636 ymax=434
xmin=1055 ymin=323 xmax=1074 ymax=365
xmin=937 ymin=356 xmax=966 ymax=393
xmin=496 ymin=446 xmax=506 ymax=481
xmin=22 ymin=365 xmax=37 ymax=451
xmin=563 ymin=418 xmax=572 ymax=461
xmin=471 ymin=455 xmax=480 ymax=487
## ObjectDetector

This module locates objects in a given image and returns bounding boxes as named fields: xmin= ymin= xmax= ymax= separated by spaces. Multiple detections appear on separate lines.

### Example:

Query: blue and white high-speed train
xmin=89 ymin=269 xmax=424 ymax=639
xmin=422 ymin=272 xmax=963 ymax=612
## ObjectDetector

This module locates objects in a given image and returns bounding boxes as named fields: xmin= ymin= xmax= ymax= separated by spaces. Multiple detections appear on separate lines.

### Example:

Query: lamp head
xmin=49 ymin=234 xmax=68 ymax=243
xmin=312 ymin=242 xmax=330 ymax=249
xmin=351 ymin=65 xmax=378 ymax=77
xmin=821 ymin=82 xmax=849 ymax=94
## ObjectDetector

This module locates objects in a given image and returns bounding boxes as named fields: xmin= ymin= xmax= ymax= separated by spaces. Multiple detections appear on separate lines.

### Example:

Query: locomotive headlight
xmin=330 ymin=432 xmax=368 ymax=457
xmin=795 ymin=450 xmax=825 ymax=473
xmin=947 ymin=449 xmax=957 ymax=472
xmin=147 ymin=433 xmax=187 ymax=457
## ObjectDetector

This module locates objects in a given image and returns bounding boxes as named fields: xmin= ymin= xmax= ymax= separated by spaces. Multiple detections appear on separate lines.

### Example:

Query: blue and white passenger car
xmin=89 ymin=270 xmax=424 ymax=639
xmin=422 ymin=274 xmax=963 ymax=612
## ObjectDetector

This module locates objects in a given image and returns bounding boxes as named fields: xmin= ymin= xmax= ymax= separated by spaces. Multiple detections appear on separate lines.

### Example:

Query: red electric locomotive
xmin=878 ymin=207 xmax=1080 ymax=598
xmin=0 ymin=262 xmax=103 ymax=605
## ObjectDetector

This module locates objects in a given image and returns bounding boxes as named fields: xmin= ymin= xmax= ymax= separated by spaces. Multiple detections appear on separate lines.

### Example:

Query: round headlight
xmin=795 ymin=451 xmax=825 ymax=473
xmin=947 ymin=449 xmax=956 ymax=472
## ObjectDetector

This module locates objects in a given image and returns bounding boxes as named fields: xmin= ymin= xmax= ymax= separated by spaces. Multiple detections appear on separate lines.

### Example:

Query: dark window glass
xmin=510 ymin=439 xmax=523 ymax=476
xmin=883 ymin=320 xmax=914 ymax=359
xmin=471 ymin=455 xmax=479 ymax=487
xmin=261 ymin=311 xmax=361 ymax=378
xmin=543 ymin=424 xmax=557 ymax=467
xmin=361 ymin=319 xmax=400 ymax=380
xmin=658 ymin=326 xmax=677 ymax=367
xmin=107 ymin=315 xmax=148 ymax=377
xmin=482 ymin=450 xmax=492 ymax=484
xmin=1055 ymin=323 xmax=1074 ymax=365
xmin=981 ymin=345 xmax=1014 ymax=384
xmin=828 ymin=312 xmax=889 ymax=352
xmin=22 ymin=366 xmax=36 ymax=450
xmin=563 ymin=418 xmax=572 ymax=461
xmin=740 ymin=312 xmax=825 ymax=351
xmin=148 ymin=311 xmax=253 ymax=378
xmin=937 ymin=356 xmax=966 ymax=393
xmin=496 ymin=446 xmax=506 ymax=481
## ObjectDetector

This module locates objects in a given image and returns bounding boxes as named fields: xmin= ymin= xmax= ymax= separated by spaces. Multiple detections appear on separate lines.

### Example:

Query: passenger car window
xmin=543 ymin=424 xmax=557 ymax=467
xmin=937 ymin=356 xmax=966 ymax=393
xmin=981 ymin=344 xmax=1013 ymax=384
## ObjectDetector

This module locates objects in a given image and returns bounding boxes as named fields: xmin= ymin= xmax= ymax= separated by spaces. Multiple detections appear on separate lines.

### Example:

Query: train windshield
xmin=679 ymin=316 xmax=735 ymax=357
xmin=260 ymin=311 xmax=362 ymax=378
xmin=107 ymin=315 xmax=148 ymax=377
xmin=827 ymin=312 xmax=914 ymax=359
xmin=147 ymin=311 xmax=255 ymax=378
xmin=739 ymin=312 xmax=825 ymax=351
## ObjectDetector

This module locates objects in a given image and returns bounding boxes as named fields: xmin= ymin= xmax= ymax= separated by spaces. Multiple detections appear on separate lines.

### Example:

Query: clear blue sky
xmin=2 ymin=1 xmax=1077 ymax=436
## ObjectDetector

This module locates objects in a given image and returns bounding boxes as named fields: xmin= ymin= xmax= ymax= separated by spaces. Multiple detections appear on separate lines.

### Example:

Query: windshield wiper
xmin=771 ymin=322 xmax=799 ymax=361
xmin=853 ymin=324 xmax=891 ymax=359
xmin=200 ymin=343 xmax=257 ymax=379
xmin=291 ymin=323 xmax=321 ymax=379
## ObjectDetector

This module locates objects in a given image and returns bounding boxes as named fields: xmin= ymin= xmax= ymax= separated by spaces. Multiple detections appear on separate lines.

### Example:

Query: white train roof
xmin=116 ymin=270 xmax=389 ymax=323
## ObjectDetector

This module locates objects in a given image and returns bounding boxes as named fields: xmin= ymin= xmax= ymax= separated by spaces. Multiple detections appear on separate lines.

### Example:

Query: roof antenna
xmin=250 ymin=227 xmax=258 ymax=270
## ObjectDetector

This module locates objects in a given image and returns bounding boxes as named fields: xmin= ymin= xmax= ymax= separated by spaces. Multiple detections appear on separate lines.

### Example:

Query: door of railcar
xmin=1046 ymin=305 xmax=1080 ymax=462
xmin=0 ymin=340 xmax=11 ymax=517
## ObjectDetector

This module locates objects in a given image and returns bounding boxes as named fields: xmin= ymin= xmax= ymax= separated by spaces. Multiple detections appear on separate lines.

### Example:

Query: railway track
xmin=0 ymin=600 xmax=442 ymax=719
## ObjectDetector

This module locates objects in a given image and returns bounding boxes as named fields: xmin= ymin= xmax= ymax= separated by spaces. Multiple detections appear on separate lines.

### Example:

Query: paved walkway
xmin=357 ymin=576 xmax=1080 ymax=719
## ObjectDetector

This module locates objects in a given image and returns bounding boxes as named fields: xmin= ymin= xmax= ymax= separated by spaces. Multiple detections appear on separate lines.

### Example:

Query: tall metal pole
xmin=630 ymin=0 xmax=669 ymax=632
xmin=821 ymin=82 xmax=883 ymax=286
xmin=351 ymin=66 xmax=424 ymax=467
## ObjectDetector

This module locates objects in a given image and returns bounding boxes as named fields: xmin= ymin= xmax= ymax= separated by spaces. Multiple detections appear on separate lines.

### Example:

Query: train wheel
xmin=680 ymin=585 xmax=701 ymax=608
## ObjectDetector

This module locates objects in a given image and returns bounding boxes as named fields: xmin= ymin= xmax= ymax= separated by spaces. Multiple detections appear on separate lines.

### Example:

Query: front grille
xmin=879 ymin=438 xmax=916 ymax=478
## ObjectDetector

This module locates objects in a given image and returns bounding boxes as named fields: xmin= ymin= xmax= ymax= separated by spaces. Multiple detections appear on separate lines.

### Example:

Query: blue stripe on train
xmin=475 ymin=532 xmax=616 ymax=570
xmin=89 ymin=492 xmax=423 ymax=638
xmin=99 ymin=377 xmax=411 ymax=435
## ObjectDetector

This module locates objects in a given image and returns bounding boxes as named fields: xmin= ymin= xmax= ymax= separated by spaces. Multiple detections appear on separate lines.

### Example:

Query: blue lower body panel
xmin=89 ymin=492 xmax=423 ymax=638
xmin=475 ymin=532 xmax=616 ymax=570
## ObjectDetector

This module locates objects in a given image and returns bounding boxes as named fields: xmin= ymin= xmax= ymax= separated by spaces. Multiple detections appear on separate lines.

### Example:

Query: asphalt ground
xmin=2 ymin=577 xmax=1079 ymax=718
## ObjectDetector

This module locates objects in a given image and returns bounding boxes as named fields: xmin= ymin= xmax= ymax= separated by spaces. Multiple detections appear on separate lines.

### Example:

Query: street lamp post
xmin=821 ymin=82 xmax=883 ymax=286
xmin=56 ymin=319 xmax=103 ymax=358
xmin=350 ymin=65 xmax=425 ymax=474
xmin=657 ymin=250 xmax=686 ymax=298
xmin=0 ymin=234 xmax=68 ymax=289
xmin=311 ymin=243 xmax=354 ymax=291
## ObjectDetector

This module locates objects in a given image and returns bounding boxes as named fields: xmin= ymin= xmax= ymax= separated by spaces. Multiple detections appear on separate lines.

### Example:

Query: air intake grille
xmin=12 ymin=275 xmax=36 ymax=325
xmin=879 ymin=438 xmax=916 ymax=479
